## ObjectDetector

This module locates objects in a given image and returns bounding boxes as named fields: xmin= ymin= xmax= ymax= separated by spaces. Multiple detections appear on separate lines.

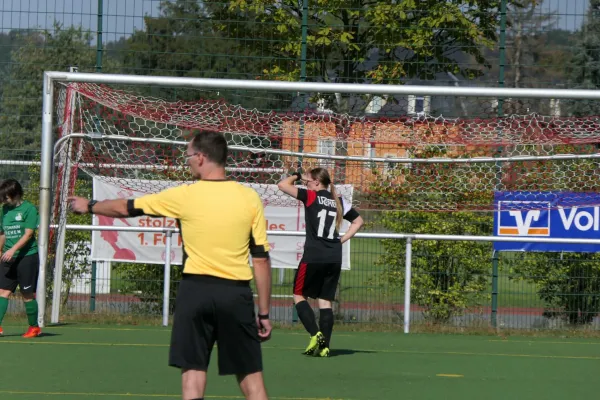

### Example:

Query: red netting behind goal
xmin=54 ymin=82 xmax=600 ymax=212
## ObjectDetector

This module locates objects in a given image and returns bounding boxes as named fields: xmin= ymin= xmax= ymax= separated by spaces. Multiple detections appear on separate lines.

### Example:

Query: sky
xmin=0 ymin=0 xmax=159 ymax=43
xmin=0 ymin=0 xmax=593 ymax=45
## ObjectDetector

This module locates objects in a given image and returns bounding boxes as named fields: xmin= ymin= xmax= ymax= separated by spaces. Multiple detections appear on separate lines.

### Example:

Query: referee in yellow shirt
xmin=69 ymin=131 xmax=273 ymax=400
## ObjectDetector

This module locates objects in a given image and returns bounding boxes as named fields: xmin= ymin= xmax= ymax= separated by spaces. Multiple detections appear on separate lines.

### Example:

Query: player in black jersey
xmin=278 ymin=167 xmax=364 ymax=357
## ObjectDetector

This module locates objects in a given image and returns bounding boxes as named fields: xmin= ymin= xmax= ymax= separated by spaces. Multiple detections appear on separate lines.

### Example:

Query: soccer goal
xmin=39 ymin=71 xmax=600 ymax=327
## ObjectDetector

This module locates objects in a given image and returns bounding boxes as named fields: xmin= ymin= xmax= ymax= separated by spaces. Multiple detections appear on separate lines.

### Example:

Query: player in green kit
xmin=0 ymin=179 xmax=41 ymax=338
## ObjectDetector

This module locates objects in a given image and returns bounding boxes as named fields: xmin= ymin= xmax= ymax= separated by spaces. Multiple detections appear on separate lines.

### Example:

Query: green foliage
xmin=375 ymin=211 xmax=492 ymax=323
xmin=362 ymin=145 xmax=494 ymax=211
xmin=502 ymin=142 xmax=600 ymax=325
xmin=0 ymin=23 xmax=119 ymax=150
xmin=120 ymin=0 xmax=283 ymax=109
xmin=499 ymin=144 xmax=600 ymax=193
xmin=483 ymin=0 xmax=574 ymax=114
xmin=567 ymin=0 xmax=600 ymax=115
xmin=113 ymin=262 xmax=182 ymax=315
xmin=508 ymin=252 xmax=600 ymax=325
xmin=214 ymin=0 xmax=523 ymax=112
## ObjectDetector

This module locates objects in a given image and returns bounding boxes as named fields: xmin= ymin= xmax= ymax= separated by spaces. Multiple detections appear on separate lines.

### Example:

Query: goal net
xmin=53 ymin=82 xmax=600 ymax=213
xmin=42 ymin=75 xmax=600 ymax=326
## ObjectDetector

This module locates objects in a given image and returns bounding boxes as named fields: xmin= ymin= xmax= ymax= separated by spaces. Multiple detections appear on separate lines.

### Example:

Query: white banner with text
xmin=90 ymin=178 xmax=353 ymax=270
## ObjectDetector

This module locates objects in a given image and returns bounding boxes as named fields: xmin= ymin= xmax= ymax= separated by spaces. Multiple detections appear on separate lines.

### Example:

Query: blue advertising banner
xmin=493 ymin=192 xmax=600 ymax=252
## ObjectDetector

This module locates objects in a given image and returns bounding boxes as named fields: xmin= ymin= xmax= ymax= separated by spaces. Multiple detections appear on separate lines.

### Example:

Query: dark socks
xmin=319 ymin=308 xmax=334 ymax=347
xmin=295 ymin=301 xmax=319 ymax=336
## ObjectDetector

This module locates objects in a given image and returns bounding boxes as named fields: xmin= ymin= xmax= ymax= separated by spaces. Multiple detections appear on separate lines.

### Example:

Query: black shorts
xmin=293 ymin=262 xmax=341 ymax=301
xmin=168 ymin=274 xmax=262 ymax=376
xmin=0 ymin=253 xmax=39 ymax=294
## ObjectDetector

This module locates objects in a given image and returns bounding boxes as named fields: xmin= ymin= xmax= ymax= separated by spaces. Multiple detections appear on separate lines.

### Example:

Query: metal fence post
xmin=491 ymin=250 xmax=499 ymax=327
xmin=404 ymin=237 xmax=413 ymax=334
xmin=90 ymin=261 xmax=97 ymax=312
xmin=162 ymin=231 xmax=173 ymax=327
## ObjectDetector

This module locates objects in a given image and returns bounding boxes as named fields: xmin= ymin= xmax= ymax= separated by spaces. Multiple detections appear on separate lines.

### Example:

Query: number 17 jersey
xmin=296 ymin=188 xmax=360 ymax=263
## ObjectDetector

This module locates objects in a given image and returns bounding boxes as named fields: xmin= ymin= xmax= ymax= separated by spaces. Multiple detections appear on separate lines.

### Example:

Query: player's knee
xmin=293 ymin=294 xmax=307 ymax=304
xmin=318 ymin=298 xmax=332 ymax=308
xmin=237 ymin=372 xmax=267 ymax=399
xmin=0 ymin=289 xmax=11 ymax=298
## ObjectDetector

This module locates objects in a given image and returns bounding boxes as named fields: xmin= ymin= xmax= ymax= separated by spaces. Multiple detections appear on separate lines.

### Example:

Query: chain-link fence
xmin=2 ymin=147 xmax=599 ymax=331
xmin=1 ymin=0 xmax=596 ymax=150
xmin=2 ymin=1 xmax=600 ymax=330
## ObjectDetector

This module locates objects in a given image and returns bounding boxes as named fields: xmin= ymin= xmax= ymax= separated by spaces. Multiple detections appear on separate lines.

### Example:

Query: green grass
xmin=0 ymin=323 xmax=599 ymax=399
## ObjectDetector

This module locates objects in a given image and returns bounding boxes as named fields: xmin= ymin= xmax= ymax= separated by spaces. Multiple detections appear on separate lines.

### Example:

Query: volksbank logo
xmin=493 ymin=191 xmax=600 ymax=253
xmin=497 ymin=201 xmax=550 ymax=236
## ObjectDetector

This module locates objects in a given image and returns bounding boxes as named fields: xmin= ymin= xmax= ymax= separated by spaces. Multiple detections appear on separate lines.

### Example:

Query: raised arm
xmin=277 ymin=173 xmax=302 ymax=199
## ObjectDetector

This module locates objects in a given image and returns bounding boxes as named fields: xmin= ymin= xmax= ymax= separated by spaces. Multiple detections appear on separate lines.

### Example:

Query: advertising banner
xmin=494 ymin=191 xmax=600 ymax=252
xmin=91 ymin=178 xmax=353 ymax=269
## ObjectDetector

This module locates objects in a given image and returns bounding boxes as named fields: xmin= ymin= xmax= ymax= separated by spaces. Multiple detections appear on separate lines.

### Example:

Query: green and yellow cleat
xmin=315 ymin=347 xmax=330 ymax=357
xmin=303 ymin=331 xmax=325 ymax=355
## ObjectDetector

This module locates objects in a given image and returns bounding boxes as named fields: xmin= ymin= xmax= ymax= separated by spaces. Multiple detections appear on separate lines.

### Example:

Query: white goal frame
xmin=38 ymin=71 xmax=600 ymax=327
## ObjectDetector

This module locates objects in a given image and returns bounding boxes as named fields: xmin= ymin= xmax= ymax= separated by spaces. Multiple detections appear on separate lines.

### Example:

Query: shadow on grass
xmin=328 ymin=348 xmax=377 ymax=357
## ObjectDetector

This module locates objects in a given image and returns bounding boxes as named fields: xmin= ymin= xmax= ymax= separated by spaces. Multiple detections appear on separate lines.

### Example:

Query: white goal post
xmin=38 ymin=71 xmax=600 ymax=328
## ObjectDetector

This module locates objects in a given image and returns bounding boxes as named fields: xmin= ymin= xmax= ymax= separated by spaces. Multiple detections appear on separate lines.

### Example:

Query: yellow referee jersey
xmin=133 ymin=180 xmax=269 ymax=281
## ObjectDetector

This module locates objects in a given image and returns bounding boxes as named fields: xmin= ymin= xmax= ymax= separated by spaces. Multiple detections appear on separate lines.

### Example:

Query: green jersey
xmin=1 ymin=200 xmax=39 ymax=257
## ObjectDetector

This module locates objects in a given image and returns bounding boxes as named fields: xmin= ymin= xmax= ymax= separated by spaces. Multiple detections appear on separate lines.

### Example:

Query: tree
xmin=374 ymin=211 xmax=492 ymax=323
xmin=509 ymin=252 xmax=600 ymax=325
xmin=502 ymin=0 xmax=570 ymax=114
xmin=211 ymin=0 xmax=524 ymax=113
xmin=504 ymin=146 xmax=600 ymax=326
xmin=568 ymin=0 xmax=600 ymax=116
xmin=0 ymin=30 xmax=30 ymax=75
xmin=0 ymin=23 xmax=119 ymax=151
xmin=114 ymin=262 xmax=182 ymax=315
xmin=474 ymin=1 xmax=574 ymax=116
xmin=366 ymin=145 xmax=493 ymax=323
xmin=120 ymin=0 xmax=280 ymax=109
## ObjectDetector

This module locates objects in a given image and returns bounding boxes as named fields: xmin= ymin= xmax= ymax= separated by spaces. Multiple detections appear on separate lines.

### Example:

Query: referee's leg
xmin=169 ymin=278 xmax=216 ymax=400
xmin=216 ymin=284 xmax=268 ymax=399
xmin=237 ymin=372 xmax=268 ymax=400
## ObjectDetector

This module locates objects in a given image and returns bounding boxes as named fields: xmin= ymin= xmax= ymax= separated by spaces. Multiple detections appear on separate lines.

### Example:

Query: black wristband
xmin=258 ymin=313 xmax=269 ymax=320
xmin=88 ymin=200 xmax=98 ymax=214
xmin=292 ymin=172 xmax=302 ymax=182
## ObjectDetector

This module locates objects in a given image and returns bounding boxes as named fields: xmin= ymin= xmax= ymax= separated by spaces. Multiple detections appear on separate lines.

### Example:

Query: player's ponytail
xmin=310 ymin=167 xmax=343 ymax=232
xmin=329 ymin=183 xmax=343 ymax=232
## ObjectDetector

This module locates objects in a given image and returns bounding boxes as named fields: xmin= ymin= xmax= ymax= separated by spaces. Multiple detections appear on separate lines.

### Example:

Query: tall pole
xmin=96 ymin=0 xmax=104 ymax=73
xmin=497 ymin=0 xmax=507 ymax=116
xmin=297 ymin=0 xmax=308 ymax=172
xmin=38 ymin=74 xmax=55 ymax=327
xmin=90 ymin=0 xmax=104 ymax=312
xmin=491 ymin=0 xmax=508 ymax=329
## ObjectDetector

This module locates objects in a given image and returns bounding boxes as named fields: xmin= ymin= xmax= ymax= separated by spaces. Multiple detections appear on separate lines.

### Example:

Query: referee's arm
xmin=250 ymin=193 xmax=271 ymax=317
xmin=68 ymin=186 xmax=185 ymax=218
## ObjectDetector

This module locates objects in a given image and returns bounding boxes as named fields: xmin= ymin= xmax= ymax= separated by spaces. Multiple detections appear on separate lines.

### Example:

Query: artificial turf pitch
xmin=0 ymin=323 xmax=598 ymax=399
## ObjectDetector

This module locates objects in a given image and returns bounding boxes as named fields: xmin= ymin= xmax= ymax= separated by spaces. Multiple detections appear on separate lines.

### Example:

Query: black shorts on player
xmin=168 ymin=274 xmax=263 ymax=376
xmin=0 ymin=253 xmax=39 ymax=294
xmin=293 ymin=262 xmax=341 ymax=301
